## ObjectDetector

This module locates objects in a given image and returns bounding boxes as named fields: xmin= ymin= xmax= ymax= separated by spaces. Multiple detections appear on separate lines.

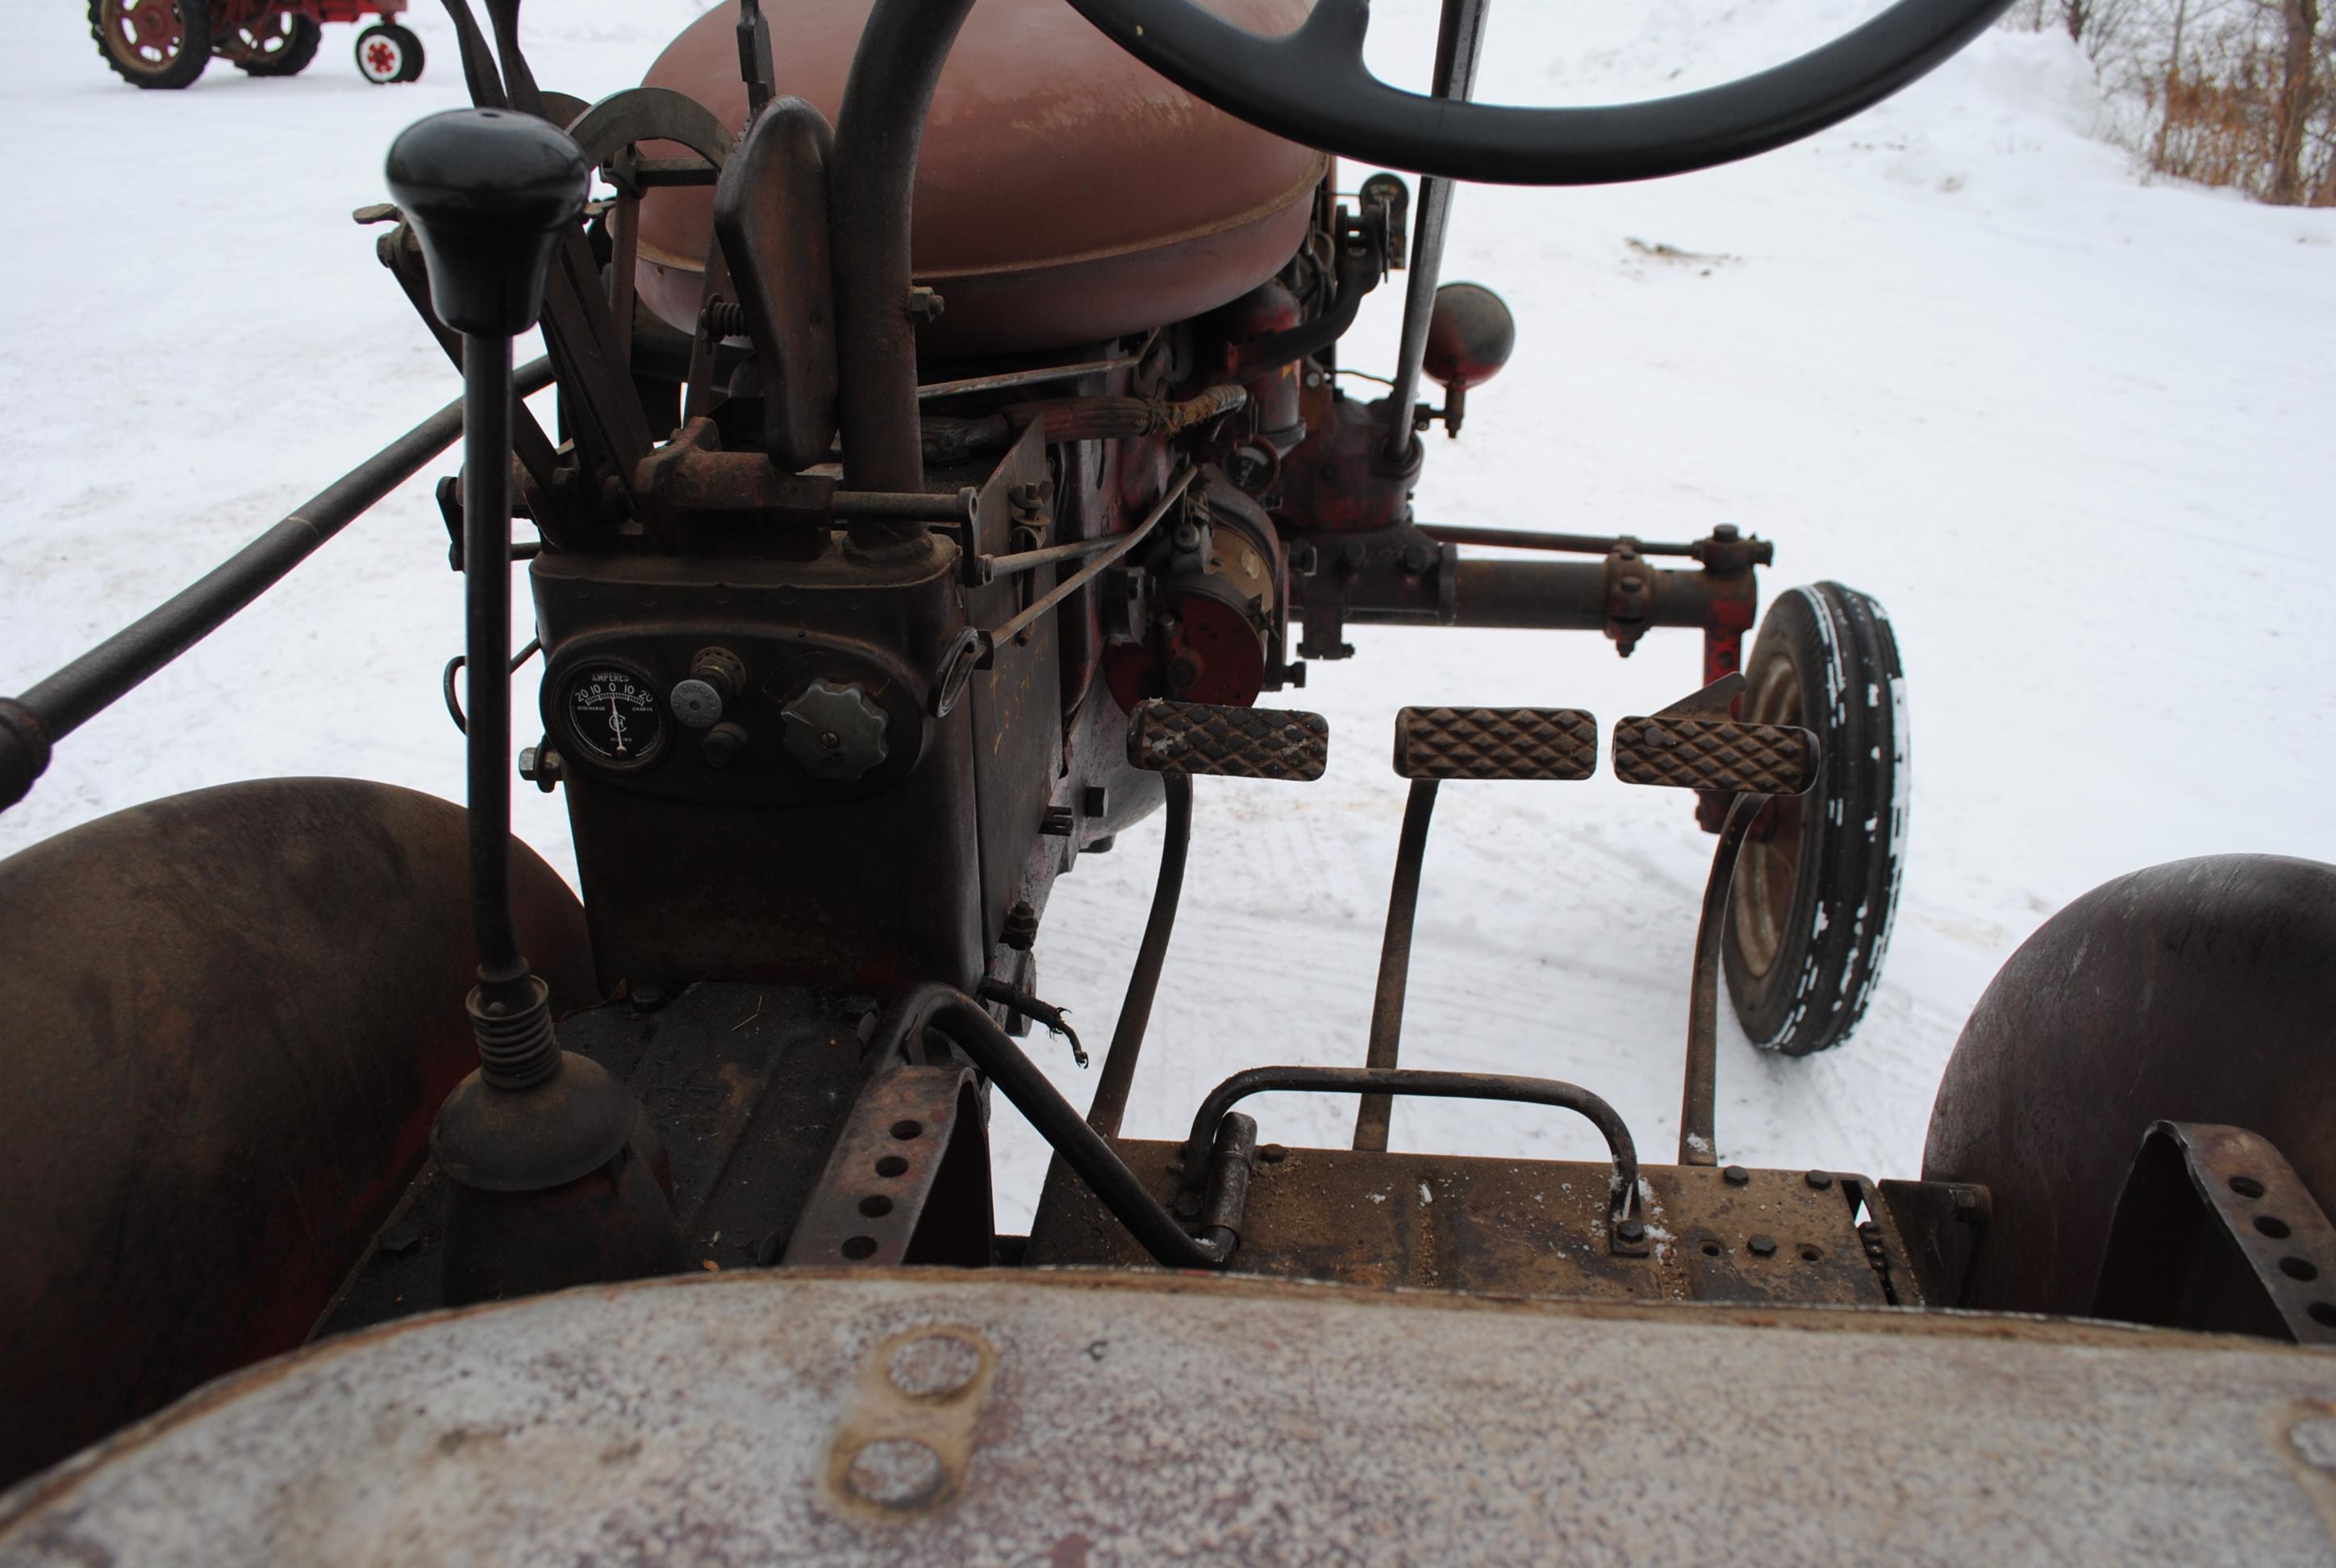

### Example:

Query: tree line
xmin=2009 ymin=0 xmax=2333 ymax=203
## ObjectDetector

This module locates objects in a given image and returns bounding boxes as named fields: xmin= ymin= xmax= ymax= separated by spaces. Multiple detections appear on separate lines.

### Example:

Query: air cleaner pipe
xmin=828 ymin=0 xmax=980 ymax=541
xmin=1381 ymin=0 xmax=1490 ymax=460
xmin=0 ymin=357 xmax=553 ymax=815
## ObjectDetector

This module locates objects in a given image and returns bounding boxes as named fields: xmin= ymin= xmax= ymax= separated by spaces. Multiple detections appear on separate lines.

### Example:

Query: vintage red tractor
xmin=88 ymin=0 xmax=423 ymax=88
xmin=4 ymin=0 xmax=2333 ymax=1553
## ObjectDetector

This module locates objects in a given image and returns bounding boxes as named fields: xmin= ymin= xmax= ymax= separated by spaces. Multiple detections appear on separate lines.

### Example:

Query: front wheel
xmin=1722 ymin=581 xmax=1908 ymax=1057
xmin=223 ymin=10 xmax=321 ymax=75
xmin=353 ymin=21 xmax=423 ymax=84
xmin=89 ymin=0 xmax=212 ymax=88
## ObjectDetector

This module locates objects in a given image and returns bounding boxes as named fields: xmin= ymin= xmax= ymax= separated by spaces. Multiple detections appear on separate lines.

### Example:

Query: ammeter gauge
xmin=559 ymin=663 xmax=666 ymax=769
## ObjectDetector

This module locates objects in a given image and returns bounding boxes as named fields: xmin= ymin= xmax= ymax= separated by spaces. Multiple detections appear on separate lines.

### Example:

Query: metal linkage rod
xmin=871 ymin=983 xmax=1220 ymax=1268
xmin=0 ymin=358 xmax=553 ymax=815
xmin=1352 ymin=778 xmax=1440 ymax=1151
xmin=1422 ymin=523 xmax=1702 ymax=558
xmin=983 ymin=463 xmax=1194 ymax=650
xmin=1381 ymin=0 xmax=1491 ymax=459
xmin=1087 ymin=772 xmax=1194 ymax=1137
xmin=1681 ymin=793 xmax=1766 ymax=1166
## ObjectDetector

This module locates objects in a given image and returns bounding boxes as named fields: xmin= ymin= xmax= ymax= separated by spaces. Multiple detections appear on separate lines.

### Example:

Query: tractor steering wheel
xmin=1057 ymin=0 xmax=2016 ymax=185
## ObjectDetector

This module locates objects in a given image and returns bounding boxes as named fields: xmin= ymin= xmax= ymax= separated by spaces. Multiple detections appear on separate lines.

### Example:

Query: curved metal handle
xmin=1177 ymin=1066 xmax=1646 ymax=1251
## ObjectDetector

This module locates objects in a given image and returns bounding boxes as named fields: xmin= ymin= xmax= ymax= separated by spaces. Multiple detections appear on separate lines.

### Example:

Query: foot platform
xmin=1611 ymin=674 xmax=1818 ymax=797
xmin=1128 ymin=699 xmax=1329 ymax=782
xmin=1393 ymin=706 xmax=1597 ymax=782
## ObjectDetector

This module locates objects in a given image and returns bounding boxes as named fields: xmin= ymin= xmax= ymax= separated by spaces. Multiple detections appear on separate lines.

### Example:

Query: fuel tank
xmin=636 ymin=0 xmax=1327 ymax=357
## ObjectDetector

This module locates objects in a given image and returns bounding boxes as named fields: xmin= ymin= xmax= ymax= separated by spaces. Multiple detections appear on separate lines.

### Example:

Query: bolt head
xmin=1804 ymin=1169 xmax=1833 ymax=1191
xmin=1722 ymin=1165 xmax=1750 ymax=1186
xmin=1748 ymin=1233 xmax=1778 ymax=1257
xmin=1616 ymin=1219 xmax=1647 ymax=1244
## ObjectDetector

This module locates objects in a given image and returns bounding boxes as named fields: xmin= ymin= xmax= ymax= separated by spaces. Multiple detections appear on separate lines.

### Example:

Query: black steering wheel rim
xmin=1057 ymin=0 xmax=2017 ymax=186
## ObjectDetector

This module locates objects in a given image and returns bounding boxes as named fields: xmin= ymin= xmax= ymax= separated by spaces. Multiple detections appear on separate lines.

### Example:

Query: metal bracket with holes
xmin=2092 ymin=1120 xmax=2336 ymax=1345
xmin=782 ymin=1065 xmax=994 ymax=1269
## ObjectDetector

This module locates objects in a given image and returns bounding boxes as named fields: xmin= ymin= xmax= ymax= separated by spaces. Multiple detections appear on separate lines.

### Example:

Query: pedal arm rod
xmin=1682 ymin=792 xmax=1766 ymax=1165
xmin=1354 ymin=778 xmax=1441 ymax=1151
xmin=1087 ymin=771 xmax=1194 ymax=1137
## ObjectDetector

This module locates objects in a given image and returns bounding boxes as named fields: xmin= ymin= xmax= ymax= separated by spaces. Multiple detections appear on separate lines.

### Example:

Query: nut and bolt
xmin=904 ymin=286 xmax=946 ymax=324
xmin=1001 ymin=901 xmax=1039 ymax=952
xmin=1616 ymin=1219 xmax=1648 ymax=1245
xmin=1040 ymin=806 xmax=1076 ymax=836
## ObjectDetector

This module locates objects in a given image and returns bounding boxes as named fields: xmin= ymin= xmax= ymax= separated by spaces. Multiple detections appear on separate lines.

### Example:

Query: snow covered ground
xmin=3 ymin=0 xmax=2331 ymax=1230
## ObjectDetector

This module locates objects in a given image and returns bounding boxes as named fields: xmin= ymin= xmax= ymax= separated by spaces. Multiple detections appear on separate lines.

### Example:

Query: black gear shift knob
xmin=384 ymin=107 xmax=588 ymax=337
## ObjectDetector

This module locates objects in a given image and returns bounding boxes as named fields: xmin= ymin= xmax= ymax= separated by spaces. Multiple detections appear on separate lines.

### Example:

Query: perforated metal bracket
xmin=2092 ymin=1120 xmax=2336 ymax=1345
xmin=1393 ymin=706 xmax=1596 ymax=782
xmin=1612 ymin=673 xmax=1818 ymax=795
xmin=1128 ymin=699 xmax=1329 ymax=781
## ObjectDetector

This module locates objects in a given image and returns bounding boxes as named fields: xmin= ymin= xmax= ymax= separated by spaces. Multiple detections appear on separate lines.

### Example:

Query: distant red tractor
xmin=88 ymin=0 xmax=424 ymax=89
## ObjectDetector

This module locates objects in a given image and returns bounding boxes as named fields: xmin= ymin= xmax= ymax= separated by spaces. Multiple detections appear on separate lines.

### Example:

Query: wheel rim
xmin=104 ymin=0 xmax=186 ymax=71
xmin=359 ymin=32 xmax=403 ymax=81
xmin=219 ymin=10 xmax=296 ymax=63
xmin=1729 ymin=651 xmax=1808 ymax=980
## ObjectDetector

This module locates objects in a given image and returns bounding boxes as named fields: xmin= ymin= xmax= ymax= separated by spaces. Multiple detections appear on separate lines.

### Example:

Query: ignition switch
xmin=670 ymin=647 xmax=747 ymax=728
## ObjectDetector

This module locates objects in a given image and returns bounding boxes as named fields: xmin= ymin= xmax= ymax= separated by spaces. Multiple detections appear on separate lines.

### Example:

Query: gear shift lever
xmin=386 ymin=109 xmax=679 ymax=1302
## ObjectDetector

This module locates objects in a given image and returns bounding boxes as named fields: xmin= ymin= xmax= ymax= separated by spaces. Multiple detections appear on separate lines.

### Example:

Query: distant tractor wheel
xmin=353 ymin=22 xmax=423 ymax=84
xmin=89 ymin=0 xmax=212 ymax=89
xmin=1721 ymin=581 xmax=1908 ymax=1057
xmin=222 ymin=10 xmax=322 ymax=75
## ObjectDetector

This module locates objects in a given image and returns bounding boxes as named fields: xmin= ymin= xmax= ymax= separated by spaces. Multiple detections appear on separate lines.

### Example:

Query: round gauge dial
xmin=561 ymin=664 xmax=666 ymax=769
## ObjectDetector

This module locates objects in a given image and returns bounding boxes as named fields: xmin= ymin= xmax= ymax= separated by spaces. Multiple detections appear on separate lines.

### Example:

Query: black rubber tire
xmin=394 ymin=23 xmax=424 ymax=81
xmin=353 ymin=21 xmax=423 ymax=84
xmin=227 ymin=11 xmax=321 ymax=75
xmin=1721 ymin=581 xmax=1908 ymax=1056
xmin=89 ymin=0 xmax=212 ymax=89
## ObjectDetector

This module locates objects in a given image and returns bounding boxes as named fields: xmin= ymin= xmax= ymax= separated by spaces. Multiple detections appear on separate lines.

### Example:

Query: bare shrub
xmin=2004 ymin=0 xmax=2334 ymax=203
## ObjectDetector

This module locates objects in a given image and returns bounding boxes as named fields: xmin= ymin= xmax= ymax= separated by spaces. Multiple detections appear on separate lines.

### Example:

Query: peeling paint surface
xmin=5 ymin=1270 xmax=2334 ymax=1564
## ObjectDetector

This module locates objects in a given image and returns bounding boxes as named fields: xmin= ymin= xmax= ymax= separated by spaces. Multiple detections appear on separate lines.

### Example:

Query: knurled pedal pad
xmin=1128 ymin=699 xmax=1329 ymax=781
xmin=1393 ymin=707 xmax=1598 ymax=782
xmin=1611 ymin=715 xmax=1819 ymax=795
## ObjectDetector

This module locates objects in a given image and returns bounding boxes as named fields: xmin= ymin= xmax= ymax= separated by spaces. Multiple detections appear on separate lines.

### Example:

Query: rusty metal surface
xmin=709 ymin=96 xmax=838 ymax=472
xmin=782 ymin=1066 xmax=992 ymax=1270
xmin=1925 ymin=854 xmax=2336 ymax=1317
xmin=0 ymin=778 xmax=596 ymax=1488
xmin=636 ymin=0 xmax=1325 ymax=357
xmin=7 ymin=1270 xmax=2334 ymax=1564
xmin=317 ymin=983 xmax=870 ymax=1334
xmin=1392 ymin=704 xmax=1596 ymax=781
xmin=1612 ymin=712 xmax=1817 ymax=794
xmin=2093 ymin=1121 xmax=2336 ymax=1345
xmin=1126 ymin=698 xmax=1327 ymax=780
xmin=1877 ymin=1176 xmax=1991 ymax=1307
xmin=1031 ymin=1141 xmax=1917 ymax=1307
xmin=962 ymin=420 xmax=1062 ymax=953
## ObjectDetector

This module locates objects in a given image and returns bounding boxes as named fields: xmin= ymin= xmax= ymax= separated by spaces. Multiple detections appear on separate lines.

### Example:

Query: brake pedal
xmin=1128 ymin=699 xmax=1329 ymax=782
xmin=1611 ymin=674 xmax=1818 ymax=797
xmin=1394 ymin=706 xmax=1597 ymax=782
